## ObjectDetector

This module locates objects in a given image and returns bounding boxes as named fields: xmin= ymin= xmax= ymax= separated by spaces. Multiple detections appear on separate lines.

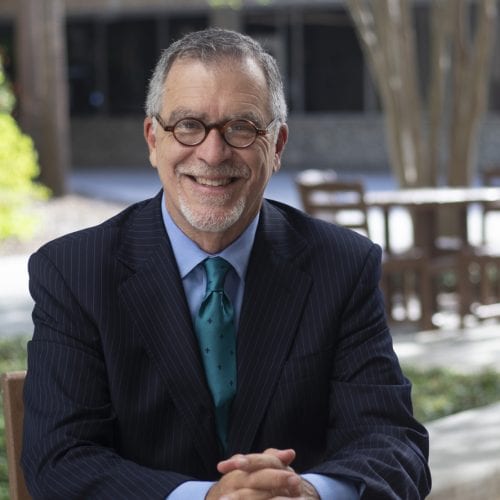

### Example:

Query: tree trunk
xmin=427 ymin=1 xmax=452 ymax=187
xmin=347 ymin=0 xmax=425 ymax=187
xmin=448 ymin=0 xmax=497 ymax=187
xmin=16 ymin=0 xmax=70 ymax=196
xmin=347 ymin=0 xmax=497 ymax=189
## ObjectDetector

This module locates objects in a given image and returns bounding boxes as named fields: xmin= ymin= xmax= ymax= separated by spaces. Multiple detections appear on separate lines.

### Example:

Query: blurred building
xmin=0 ymin=0 xmax=499 ymax=172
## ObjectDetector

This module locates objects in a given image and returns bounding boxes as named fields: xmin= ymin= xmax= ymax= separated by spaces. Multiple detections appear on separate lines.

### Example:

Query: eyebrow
xmin=166 ymin=108 xmax=264 ymax=126
xmin=167 ymin=108 xmax=198 ymax=123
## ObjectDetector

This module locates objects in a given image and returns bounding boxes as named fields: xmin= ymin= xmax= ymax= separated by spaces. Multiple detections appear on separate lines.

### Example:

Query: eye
xmin=228 ymin=120 xmax=255 ymax=135
xmin=175 ymin=119 xmax=204 ymax=132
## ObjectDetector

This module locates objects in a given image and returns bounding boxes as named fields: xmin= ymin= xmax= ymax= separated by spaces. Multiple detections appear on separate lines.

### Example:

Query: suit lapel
xmin=228 ymin=201 xmax=312 ymax=455
xmin=116 ymin=192 xmax=221 ymax=471
xmin=114 ymin=195 xmax=312 ymax=462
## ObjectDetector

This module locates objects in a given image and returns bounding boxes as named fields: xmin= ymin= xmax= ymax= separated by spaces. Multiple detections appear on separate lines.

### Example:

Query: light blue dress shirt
xmin=161 ymin=195 xmax=359 ymax=499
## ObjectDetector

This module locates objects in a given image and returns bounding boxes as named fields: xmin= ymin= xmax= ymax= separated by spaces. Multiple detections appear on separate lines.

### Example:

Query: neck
xmin=188 ymin=228 xmax=239 ymax=254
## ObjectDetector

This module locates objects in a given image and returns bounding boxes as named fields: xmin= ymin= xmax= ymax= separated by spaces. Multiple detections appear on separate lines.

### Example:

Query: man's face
xmin=144 ymin=57 xmax=287 ymax=252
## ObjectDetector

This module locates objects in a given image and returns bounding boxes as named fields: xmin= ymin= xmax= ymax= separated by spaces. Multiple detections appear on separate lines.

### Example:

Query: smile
xmin=190 ymin=176 xmax=236 ymax=187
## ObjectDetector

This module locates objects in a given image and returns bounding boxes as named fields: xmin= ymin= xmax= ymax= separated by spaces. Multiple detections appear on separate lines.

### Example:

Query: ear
xmin=144 ymin=117 xmax=158 ymax=167
xmin=273 ymin=123 xmax=288 ymax=172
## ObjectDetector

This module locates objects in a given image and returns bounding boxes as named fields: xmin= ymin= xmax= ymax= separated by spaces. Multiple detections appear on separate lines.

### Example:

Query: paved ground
xmin=426 ymin=401 xmax=500 ymax=500
xmin=393 ymin=322 xmax=500 ymax=373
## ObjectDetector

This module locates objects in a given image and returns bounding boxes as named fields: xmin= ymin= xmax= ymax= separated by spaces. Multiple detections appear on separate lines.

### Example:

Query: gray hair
xmin=145 ymin=28 xmax=287 ymax=124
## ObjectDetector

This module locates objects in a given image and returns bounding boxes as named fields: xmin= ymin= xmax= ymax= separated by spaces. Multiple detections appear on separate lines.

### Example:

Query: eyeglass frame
xmin=154 ymin=114 xmax=279 ymax=149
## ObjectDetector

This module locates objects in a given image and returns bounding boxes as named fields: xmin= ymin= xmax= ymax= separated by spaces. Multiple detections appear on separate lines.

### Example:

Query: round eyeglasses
xmin=154 ymin=115 xmax=278 ymax=149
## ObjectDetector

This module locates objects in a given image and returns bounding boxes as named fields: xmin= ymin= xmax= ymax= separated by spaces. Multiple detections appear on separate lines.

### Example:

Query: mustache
xmin=176 ymin=162 xmax=251 ymax=179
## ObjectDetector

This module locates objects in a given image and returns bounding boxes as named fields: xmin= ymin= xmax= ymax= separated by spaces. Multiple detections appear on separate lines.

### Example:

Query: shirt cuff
xmin=302 ymin=473 xmax=361 ymax=500
xmin=166 ymin=474 xmax=361 ymax=500
xmin=166 ymin=480 xmax=215 ymax=500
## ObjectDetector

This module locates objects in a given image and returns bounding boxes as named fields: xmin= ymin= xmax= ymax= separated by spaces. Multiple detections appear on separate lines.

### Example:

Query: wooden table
xmin=364 ymin=186 xmax=500 ymax=328
xmin=364 ymin=186 xmax=500 ymax=255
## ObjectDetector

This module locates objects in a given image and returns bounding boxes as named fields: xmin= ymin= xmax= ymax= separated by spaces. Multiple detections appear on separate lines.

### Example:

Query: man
xmin=22 ymin=28 xmax=431 ymax=499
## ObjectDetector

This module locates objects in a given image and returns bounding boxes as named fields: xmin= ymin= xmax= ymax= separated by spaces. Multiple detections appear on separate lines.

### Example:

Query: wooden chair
xmin=481 ymin=166 xmax=500 ymax=243
xmin=1 ymin=371 xmax=31 ymax=500
xmin=295 ymin=170 xmax=369 ymax=237
xmin=458 ymin=245 xmax=500 ymax=323
xmin=442 ymin=166 xmax=500 ymax=322
xmin=295 ymin=170 xmax=436 ymax=329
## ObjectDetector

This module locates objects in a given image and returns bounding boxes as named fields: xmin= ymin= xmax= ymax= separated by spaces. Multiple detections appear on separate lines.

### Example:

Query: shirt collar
xmin=161 ymin=192 xmax=259 ymax=281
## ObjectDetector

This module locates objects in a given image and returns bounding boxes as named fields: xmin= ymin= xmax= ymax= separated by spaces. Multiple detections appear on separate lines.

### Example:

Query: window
xmin=303 ymin=10 xmax=364 ymax=112
xmin=167 ymin=15 xmax=207 ymax=43
xmin=66 ymin=14 xmax=208 ymax=116
xmin=107 ymin=19 xmax=157 ymax=114
xmin=67 ymin=20 xmax=99 ymax=114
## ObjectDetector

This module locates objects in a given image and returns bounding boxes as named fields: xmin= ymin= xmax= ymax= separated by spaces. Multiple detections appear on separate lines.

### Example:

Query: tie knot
xmin=204 ymin=257 xmax=231 ymax=292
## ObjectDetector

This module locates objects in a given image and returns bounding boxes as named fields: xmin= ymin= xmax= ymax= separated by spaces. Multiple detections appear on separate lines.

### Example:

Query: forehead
xmin=161 ymin=57 xmax=271 ymax=120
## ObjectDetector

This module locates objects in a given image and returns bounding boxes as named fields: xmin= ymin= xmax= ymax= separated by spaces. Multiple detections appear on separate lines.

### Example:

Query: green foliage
xmin=403 ymin=365 xmax=500 ymax=423
xmin=0 ymin=113 xmax=50 ymax=241
xmin=0 ymin=56 xmax=14 ymax=114
xmin=0 ymin=53 xmax=50 ymax=242
xmin=0 ymin=336 xmax=28 ymax=374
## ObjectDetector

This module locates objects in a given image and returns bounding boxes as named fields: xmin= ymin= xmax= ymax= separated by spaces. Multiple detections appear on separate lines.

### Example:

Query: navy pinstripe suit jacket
xmin=22 ymin=192 xmax=431 ymax=499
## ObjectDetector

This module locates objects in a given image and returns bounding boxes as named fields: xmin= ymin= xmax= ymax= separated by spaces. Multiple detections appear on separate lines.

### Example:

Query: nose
xmin=194 ymin=128 xmax=232 ymax=166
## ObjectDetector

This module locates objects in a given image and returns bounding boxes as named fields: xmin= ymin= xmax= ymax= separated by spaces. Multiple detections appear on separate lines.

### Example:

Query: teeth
xmin=194 ymin=177 xmax=232 ymax=187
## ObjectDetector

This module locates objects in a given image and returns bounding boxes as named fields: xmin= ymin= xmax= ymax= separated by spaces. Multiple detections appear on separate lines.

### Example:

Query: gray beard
xmin=178 ymin=195 xmax=246 ymax=233
xmin=175 ymin=161 xmax=250 ymax=232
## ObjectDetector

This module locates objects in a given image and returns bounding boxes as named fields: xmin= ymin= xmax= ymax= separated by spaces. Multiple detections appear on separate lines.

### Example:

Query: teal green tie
xmin=195 ymin=257 xmax=236 ymax=451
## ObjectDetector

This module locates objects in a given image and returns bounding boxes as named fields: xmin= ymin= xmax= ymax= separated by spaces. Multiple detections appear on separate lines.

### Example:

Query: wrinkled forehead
xmin=162 ymin=56 xmax=271 ymax=116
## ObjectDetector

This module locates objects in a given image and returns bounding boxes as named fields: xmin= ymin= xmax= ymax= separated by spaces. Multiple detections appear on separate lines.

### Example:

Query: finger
xmin=218 ymin=452 xmax=289 ymax=474
xmin=209 ymin=469 xmax=303 ymax=500
xmin=263 ymin=448 xmax=296 ymax=467
xmin=217 ymin=454 xmax=250 ymax=473
xmin=219 ymin=489 xmax=277 ymax=500
xmin=218 ymin=448 xmax=295 ymax=474
xmin=245 ymin=468 xmax=301 ymax=496
xmin=206 ymin=469 xmax=247 ymax=500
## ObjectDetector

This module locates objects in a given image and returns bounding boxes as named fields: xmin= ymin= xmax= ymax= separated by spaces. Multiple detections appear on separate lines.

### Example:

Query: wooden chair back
xmin=295 ymin=170 xmax=440 ymax=329
xmin=295 ymin=170 xmax=370 ymax=237
xmin=482 ymin=166 xmax=500 ymax=187
xmin=1 ymin=371 xmax=31 ymax=500
xmin=481 ymin=166 xmax=500 ymax=243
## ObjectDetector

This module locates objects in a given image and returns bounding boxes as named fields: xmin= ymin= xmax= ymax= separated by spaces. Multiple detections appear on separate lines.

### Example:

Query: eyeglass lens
xmin=173 ymin=118 xmax=259 ymax=148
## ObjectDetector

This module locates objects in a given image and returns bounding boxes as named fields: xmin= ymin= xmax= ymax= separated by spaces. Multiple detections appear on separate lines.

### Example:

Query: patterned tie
xmin=195 ymin=257 xmax=237 ymax=451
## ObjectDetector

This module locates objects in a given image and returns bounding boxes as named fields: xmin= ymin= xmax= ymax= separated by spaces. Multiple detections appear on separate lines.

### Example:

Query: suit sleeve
xmin=307 ymin=244 xmax=431 ymax=499
xmin=22 ymin=249 xmax=190 ymax=499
